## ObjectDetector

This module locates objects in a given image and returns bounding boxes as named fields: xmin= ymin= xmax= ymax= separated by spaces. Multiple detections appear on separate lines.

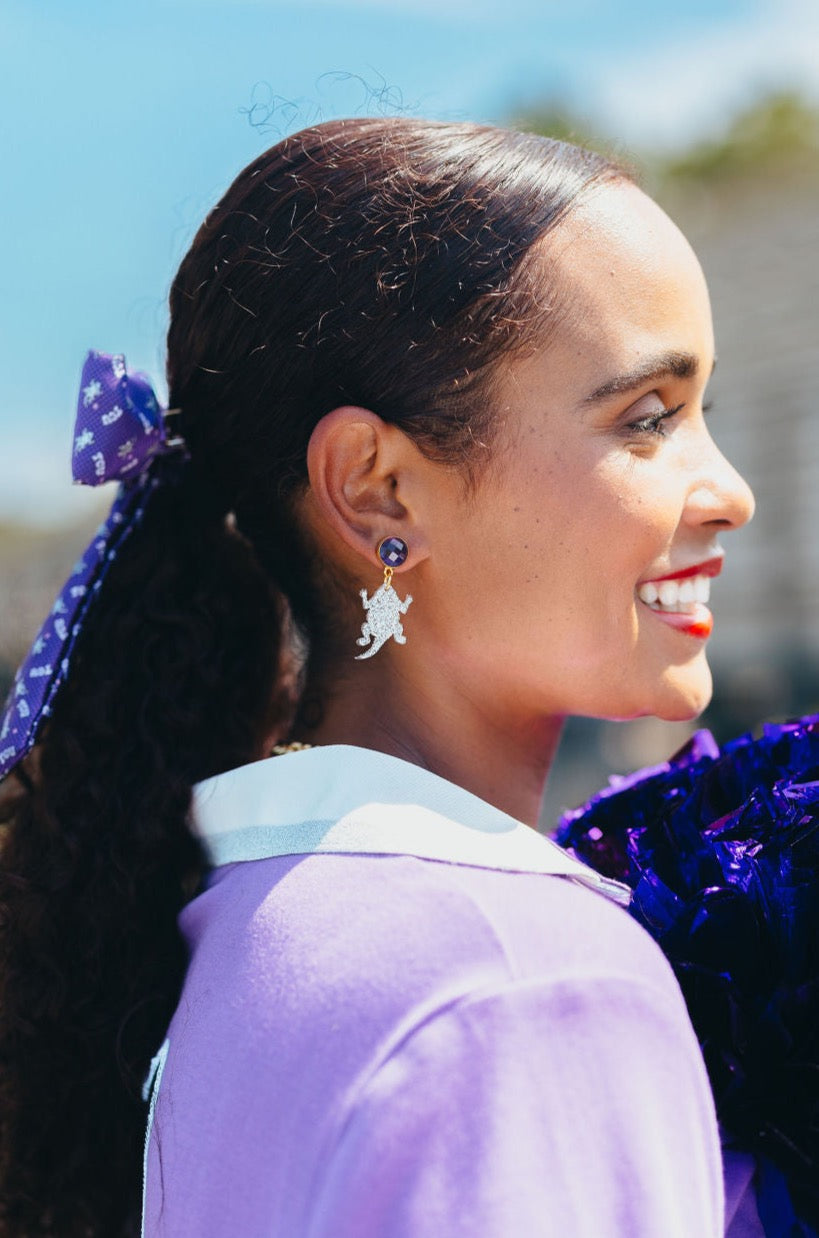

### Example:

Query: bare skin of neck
xmin=295 ymin=649 xmax=564 ymax=830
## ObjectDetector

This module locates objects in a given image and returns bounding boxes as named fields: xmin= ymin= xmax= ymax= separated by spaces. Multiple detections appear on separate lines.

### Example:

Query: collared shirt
xmin=142 ymin=745 xmax=724 ymax=1237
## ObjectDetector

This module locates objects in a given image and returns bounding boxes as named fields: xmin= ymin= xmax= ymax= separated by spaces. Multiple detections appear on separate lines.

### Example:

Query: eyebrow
xmin=582 ymin=351 xmax=709 ymax=405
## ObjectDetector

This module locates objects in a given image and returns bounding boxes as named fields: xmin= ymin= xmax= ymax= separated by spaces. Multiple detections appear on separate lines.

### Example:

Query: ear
xmin=305 ymin=406 xmax=430 ymax=573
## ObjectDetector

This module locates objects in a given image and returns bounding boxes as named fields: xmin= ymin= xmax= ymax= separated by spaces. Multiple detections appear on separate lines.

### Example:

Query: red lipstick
xmin=643 ymin=556 xmax=724 ymax=584
xmin=650 ymin=607 xmax=714 ymax=640
xmin=637 ymin=556 xmax=722 ymax=640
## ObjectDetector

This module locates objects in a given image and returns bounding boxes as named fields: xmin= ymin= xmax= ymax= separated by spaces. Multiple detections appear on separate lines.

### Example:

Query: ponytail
xmin=0 ymin=471 xmax=283 ymax=1236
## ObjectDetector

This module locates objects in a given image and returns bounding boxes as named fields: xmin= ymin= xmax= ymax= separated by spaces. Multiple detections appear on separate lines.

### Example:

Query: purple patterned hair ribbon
xmin=0 ymin=350 xmax=186 ymax=780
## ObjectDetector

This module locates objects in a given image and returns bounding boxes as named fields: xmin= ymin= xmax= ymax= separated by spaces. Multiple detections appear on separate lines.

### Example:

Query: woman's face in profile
xmin=423 ymin=182 xmax=755 ymax=726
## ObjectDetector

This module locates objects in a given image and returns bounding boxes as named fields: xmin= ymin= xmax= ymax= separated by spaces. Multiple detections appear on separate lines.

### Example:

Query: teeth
xmin=637 ymin=574 xmax=711 ymax=612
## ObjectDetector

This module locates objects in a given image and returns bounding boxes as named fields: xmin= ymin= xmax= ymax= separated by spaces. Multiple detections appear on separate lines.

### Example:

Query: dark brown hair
xmin=0 ymin=117 xmax=623 ymax=1236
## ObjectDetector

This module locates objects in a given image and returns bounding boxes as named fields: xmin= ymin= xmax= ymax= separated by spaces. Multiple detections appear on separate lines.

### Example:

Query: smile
xmin=635 ymin=558 xmax=723 ymax=640
xmin=636 ymin=575 xmax=711 ymax=613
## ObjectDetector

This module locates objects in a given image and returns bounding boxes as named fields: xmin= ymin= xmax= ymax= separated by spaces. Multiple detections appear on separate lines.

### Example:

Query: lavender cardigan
xmin=141 ymin=746 xmax=725 ymax=1236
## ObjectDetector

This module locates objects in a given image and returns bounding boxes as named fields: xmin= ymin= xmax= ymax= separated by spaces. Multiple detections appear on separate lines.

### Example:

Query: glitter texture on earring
xmin=354 ymin=537 xmax=412 ymax=660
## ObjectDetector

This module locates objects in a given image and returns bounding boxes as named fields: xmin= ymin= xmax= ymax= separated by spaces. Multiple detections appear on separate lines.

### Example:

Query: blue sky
xmin=1 ymin=0 xmax=816 ymax=524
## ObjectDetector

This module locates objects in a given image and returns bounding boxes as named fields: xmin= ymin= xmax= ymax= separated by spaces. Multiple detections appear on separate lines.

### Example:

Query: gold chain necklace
xmin=270 ymin=741 xmax=314 ymax=756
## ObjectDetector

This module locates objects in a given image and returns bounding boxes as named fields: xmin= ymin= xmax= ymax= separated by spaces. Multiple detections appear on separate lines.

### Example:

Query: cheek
xmin=596 ymin=464 xmax=683 ymax=557
xmin=442 ymin=453 xmax=682 ymax=646
xmin=536 ymin=466 xmax=673 ymax=590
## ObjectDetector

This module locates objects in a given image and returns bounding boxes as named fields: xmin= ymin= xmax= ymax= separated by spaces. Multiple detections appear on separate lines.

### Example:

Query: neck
xmin=294 ymin=657 xmax=564 ymax=829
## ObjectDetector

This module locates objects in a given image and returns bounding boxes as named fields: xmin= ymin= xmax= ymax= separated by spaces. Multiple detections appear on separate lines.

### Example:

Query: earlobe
xmin=305 ymin=406 xmax=429 ymax=566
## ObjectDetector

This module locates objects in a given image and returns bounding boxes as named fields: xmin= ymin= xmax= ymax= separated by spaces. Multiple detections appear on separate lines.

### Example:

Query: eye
xmin=626 ymin=401 xmax=685 ymax=439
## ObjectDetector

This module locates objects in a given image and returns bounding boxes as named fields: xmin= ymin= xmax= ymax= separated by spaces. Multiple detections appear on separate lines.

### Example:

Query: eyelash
xmin=627 ymin=402 xmax=685 ymax=438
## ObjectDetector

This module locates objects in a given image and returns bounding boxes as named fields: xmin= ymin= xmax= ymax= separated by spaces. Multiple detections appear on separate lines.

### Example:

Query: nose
xmin=683 ymin=432 xmax=755 ymax=531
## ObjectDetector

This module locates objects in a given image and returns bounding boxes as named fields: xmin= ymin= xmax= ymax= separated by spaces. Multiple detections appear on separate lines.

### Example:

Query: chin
xmin=649 ymin=661 xmax=714 ymax=722
xmin=601 ymin=658 xmax=714 ymax=724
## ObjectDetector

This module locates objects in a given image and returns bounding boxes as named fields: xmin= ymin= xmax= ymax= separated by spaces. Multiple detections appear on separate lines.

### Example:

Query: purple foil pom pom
xmin=557 ymin=717 xmax=819 ymax=1234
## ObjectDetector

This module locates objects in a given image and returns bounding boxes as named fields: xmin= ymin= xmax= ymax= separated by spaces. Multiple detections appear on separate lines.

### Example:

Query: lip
xmin=640 ymin=555 xmax=724 ymax=585
xmin=642 ymin=603 xmax=714 ymax=641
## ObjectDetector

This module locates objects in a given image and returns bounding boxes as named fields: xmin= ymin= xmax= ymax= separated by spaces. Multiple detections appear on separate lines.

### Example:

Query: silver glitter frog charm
xmin=355 ymin=580 xmax=413 ymax=660
xmin=354 ymin=536 xmax=412 ymax=660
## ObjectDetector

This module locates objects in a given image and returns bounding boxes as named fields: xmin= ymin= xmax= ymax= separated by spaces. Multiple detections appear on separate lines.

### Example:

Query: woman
xmin=0 ymin=118 xmax=754 ymax=1237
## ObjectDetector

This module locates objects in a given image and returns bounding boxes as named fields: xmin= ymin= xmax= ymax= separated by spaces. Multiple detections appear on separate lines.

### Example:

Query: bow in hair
xmin=0 ymin=351 xmax=186 ymax=779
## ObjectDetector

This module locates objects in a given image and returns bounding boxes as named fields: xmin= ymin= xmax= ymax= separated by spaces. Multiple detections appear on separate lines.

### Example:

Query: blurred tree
xmin=510 ymin=99 xmax=621 ymax=158
xmin=509 ymin=99 xmax=606 ymax=147
xmin=515 ymin=88 xmax=819 ymax=187
xmin=660 ymin=89 xmax=819 ymax=185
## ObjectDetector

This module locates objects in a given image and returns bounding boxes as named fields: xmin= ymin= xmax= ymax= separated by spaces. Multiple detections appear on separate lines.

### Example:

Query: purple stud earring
xmin=377 ymin=536 xmax=409 ymax=571
xmin=354 ymin=537 xmax=413 ymax=660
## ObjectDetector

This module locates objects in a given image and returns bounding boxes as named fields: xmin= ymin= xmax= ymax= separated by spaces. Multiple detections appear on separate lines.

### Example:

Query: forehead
xmin=538 ymin=182 xmax=714 ymax=378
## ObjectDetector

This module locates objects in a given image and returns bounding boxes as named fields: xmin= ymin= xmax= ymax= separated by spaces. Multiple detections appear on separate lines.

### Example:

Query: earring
xmin=354 ymin=537 xmax=413 ymax=660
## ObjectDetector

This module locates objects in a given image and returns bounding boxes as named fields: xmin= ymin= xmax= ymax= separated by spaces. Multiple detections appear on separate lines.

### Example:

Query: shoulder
xmin=306 ymin=922 xmax=724 ymax=1238
xmin=183 ymin=847 xmax=685 ymax=1032
xmin=167 ymin=850 xmax=723 ymax=1236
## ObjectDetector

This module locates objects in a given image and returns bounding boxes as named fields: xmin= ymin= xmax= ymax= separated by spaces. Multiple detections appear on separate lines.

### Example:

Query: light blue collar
xmin=192 ymin=745 xmax=630 ymax=906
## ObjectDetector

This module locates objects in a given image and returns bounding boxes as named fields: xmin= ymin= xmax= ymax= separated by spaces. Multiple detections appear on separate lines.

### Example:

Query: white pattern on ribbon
xmin=82 ymin=379 xmax=103 ymax=407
